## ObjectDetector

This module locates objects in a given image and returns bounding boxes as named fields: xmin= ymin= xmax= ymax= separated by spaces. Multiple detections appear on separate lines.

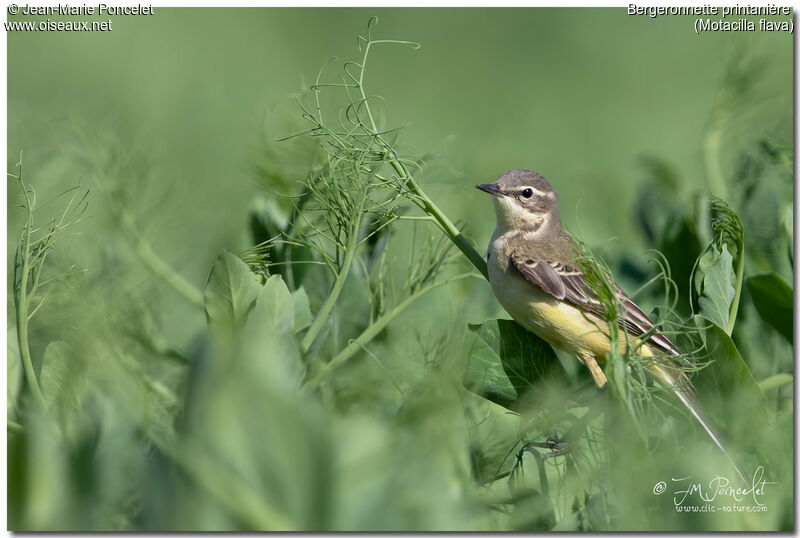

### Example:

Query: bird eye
xmin=521 ymin=188 xmax=534 ymax=199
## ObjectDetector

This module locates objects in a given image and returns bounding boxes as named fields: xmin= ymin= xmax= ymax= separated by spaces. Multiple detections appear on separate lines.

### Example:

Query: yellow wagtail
xmin=477 ymin=168 xmax=747 ymax=482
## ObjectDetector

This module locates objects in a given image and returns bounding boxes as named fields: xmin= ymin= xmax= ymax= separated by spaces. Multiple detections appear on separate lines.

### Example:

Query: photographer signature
xmin=652 ymin=466 xmax=776 ymax=507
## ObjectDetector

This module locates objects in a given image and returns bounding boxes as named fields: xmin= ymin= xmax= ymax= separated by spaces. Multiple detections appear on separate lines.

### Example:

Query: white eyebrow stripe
xmin=525 ymin=187 xmax=549 ymax=197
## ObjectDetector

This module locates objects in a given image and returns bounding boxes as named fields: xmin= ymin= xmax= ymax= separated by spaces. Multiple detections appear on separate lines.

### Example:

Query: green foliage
xmin=697 ymin=244 xmax=735 ymax=332
xmin=693 ymin=196 xmax=746 ymax=334
xmin=747 ymin=272 xmax=792 ymax=342
xmin=464 ymin=321 xmax=518 ymax=406
xmin=204 ymin=251 xmax=262 ymax=334
xmin=291 ymin=287 xmax=313 ymax=333
xmin=465 ymin=319 xmax=569 ymax=409
xmin=691 ymin=321 xmax=769 ymax=460
xmin=160 ymin=262 xmax=328 ymax=531
xmin=7 ymin=10 xmax=793 ymax=533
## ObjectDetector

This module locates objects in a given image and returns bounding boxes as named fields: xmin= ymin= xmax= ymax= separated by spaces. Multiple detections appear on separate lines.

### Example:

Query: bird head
xmin=476 ymin=169 xmax=561 ymax=234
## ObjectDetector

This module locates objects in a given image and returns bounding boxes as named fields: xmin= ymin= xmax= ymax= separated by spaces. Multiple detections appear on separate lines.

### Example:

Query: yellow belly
xmin=496 ymin=274 xmax=612 ymax=357
xmin=487 ymin=241 xmax=612 ymax=358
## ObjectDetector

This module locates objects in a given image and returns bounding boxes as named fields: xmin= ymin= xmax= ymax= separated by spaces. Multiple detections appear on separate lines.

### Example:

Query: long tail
xmin=647 ymin=361 xmax=750 ymax=484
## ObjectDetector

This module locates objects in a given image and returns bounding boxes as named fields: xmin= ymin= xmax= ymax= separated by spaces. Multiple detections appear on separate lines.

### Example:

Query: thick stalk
xmin=16 ymin=307 xmax=45 ymax=406
xmin=388 ymin=159 xmax=488 ymax=279
xmin=13 ymin=201 xmax=46 ymax=407
xmin=15 ymin=274 xmax=46 ymax=407
xmin=301 ymin=198 xmax=366 ymax=351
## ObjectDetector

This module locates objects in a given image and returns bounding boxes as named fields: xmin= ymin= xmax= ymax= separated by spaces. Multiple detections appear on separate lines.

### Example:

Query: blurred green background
xmin=7 ymin=8 xmax=793 ymax=531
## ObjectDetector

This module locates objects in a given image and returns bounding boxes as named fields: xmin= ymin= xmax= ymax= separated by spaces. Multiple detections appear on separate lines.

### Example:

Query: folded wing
xmin=509 ymin=254 xmax=680 ymax=356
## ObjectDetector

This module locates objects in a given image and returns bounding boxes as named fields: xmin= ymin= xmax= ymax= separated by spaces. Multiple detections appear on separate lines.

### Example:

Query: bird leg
xmin=518 ymin=435 xmax=569 ymax=461
xmin=580 ymin=354 xmax=607 ymax=388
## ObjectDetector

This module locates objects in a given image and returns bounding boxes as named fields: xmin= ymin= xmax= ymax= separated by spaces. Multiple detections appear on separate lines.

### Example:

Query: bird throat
xmin=492 ymin=197 xmax=550 ymax=236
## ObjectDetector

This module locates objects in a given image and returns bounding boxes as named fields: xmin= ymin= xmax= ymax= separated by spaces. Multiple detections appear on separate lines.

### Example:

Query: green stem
xmin=727 ymin=244 xmax=745 ymax=334
xmin=757 ymin=373 xmax=792 ymax=393
xmin=390 ymin=159 xmax=489 ymax=280
xmin=121 ymin=213 xmax=204 ymax=308
xmin=304 ymin=273 xmax=478 ymax=389
xmin=358 ymin=37 xmax=488 ymax=280
xmin=13 ymin=174 xmax=46 ymax=407
xmin=16 ymin=300 xmax=45 ymax=406
xmin=301 ymin=198 xmax=366 ymax=351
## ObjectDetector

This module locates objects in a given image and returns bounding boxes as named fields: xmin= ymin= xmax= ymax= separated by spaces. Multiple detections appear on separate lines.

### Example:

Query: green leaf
xmin=747 ymin=272 xmax=792 ymax=343
xmin=204 ymin=251 xmax=262 ymax=334
xmin=248 ymin=275 xmax=294 ymax=333
xmin=710 ymin=196 xmax=743 ymax=258
xmin=235 ymin=274 xmax=307 ymax=391
xmin=179 ymin=306 xmax=331 ymax=531
xmin=691 ymin=321 xmax=769 ymax=455
xmin=291 ymin=287 xmax=312 ymax=333
xmin=693 ymin=247 xmax=717 ymax=296
xmin=465 ymin=319 xmax=568 ymax=409
xmin=698 ymin=244 xmax=734 ymax=332
xmin=464 ymin=322 xmax=517 ymax=407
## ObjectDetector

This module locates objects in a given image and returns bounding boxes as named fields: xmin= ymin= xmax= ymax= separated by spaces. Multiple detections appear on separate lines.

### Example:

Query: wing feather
xmin=510 ymin=253 xmax=680 ymax=357
xmin=511 ymin=257 xmax=566 ymax=300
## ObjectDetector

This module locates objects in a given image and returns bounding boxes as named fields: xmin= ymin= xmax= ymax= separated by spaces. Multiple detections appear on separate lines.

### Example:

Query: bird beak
xmin=476 ymin=183 xmax=503 ymax=197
